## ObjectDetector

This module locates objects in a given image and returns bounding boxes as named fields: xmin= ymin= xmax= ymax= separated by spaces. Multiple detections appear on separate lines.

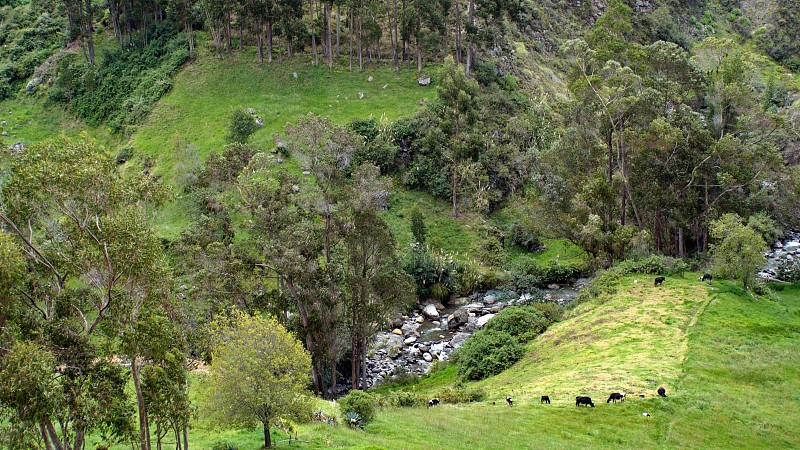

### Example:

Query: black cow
xmin=428 ymin=398 xmax=440 ymax=408
xmin=540 ymin=395 xmax=551 ymax=404
xmin=657 ymin=387 xmax=667 ymax=397
xmin=576 ymin=396 xmax=595 ymax=407
xmin=607 ymin=392 xmax=625 ymax=403
xmin=506 ymin=396 xmax=513 ymax=406
xmin=700 ymin=273 xmax=713 ymax=282
xmin=654 ymin=276 xmax=665 ymax=286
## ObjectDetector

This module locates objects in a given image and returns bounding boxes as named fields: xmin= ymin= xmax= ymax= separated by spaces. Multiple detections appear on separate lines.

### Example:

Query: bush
xmin=402 ymin=244 xmax=462 ymax=300
xmin=377 ymin=391 xmax=426 ymax=407
xmin=508 ymin=222 xmax=544 ymax=252
xmin=451 ymin=329 xmax=525 ymax=381
xmin=483 ymin=306 xmax=549 ymax=343
xmin=339 ymin=390 xmax=377 ymax=425
xmin=531 ymin=302 xmax=563 ymax=323
xmin=227 ymin=108 xmax=258 ymax=143
xmin=210 ymin=442 xmax=238 ymax=450
xmin=437 ymin=384 xmax=486 ymax=403
xmin=504 ymin=259 xmax=583 ymax=292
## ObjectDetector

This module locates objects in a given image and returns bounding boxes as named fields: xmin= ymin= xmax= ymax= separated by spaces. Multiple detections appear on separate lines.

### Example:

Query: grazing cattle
xmin=607 ymin=392 xmax=625 ymax=403
xmin=700 ymin=273 xmax=713 ymax=282
xmin=540 ymin=395 xmax=551 ymax=404
xmin=639 ymin=394 xmax=645 ymax=398
xmin=642 ymin=412 xmax=651 ymax=417
xmin=575 ymin=396 xmax=595 ymax=407
xmin=506 ymin=396 xmax=513 ymax=406
xmin=654 ymin=276 xmax=665 ymax=286
xmin=428 ymin=398 xmax=440 ymax=408
xmin=657 ymin=387 xmax=666 ymax=397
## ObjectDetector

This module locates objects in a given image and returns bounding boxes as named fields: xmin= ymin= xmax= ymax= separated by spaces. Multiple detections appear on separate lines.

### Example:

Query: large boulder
xmin=476 ymin=314 xmax=496 ymax=328
xmin=447 ymin=309 xmax=469 ymax=329
xmin=423 ymin=303 xmax=440 ymax=320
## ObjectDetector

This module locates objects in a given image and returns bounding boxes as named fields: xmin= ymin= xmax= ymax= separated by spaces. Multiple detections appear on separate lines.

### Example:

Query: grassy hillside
xmin=127 ymin=48 xmax=437 ymax=188
xmin=171 ymin=276 xmax=800 ymax=450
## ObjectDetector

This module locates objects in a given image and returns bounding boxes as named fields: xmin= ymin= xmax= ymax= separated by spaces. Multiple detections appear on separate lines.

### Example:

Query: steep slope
xmin=478 ymin=274 xmax=710 ymax=401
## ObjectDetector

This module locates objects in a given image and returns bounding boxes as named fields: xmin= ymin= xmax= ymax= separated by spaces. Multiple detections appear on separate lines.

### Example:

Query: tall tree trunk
xmin=349 ymin=7 xmax=354 ymax=71
xmin=267 ymin=20 xmax=273 ymax=62
xmin=263 ymin=422 xmax=272 ymax=448
xmin=132 ymin=357 xmax=151 ymax=450
xmin=187 ymin=21 xmax=195 ymax=57
xmin=183 ymin=426 xmax=189 ymax=450
xmin=44 ymin=419 xmax=64 ymax=450
xmin=39 ymin=422 xmax=53 ymax=450
xmin=416 ymin=35 xmax=422 ymax=72
xmin=392 ymin=0 xmax=399 ymax=71
xmin=325 ymin=1 xmax=333 ymax=68
xmin=337 ymin=2 xmax=341 ymax=56
xmin=239 ymin=18 xmax=244 ymax=50
xmin=226 ymin=7 xmax=232 ymax=54
xmin=84 ymin=0 xmax=95 ymax=64
xmin=454 ymin=0 xmax=461 ymax=64
xmin=257 ymin=20 xmax=264 ymax=62
xmin=677 ymin=227 xmax=685 ymax=259
xmin=359 ymin=332 xmax=367 ymax=389
xmin=465 ymin=0 xmax=473 ymax=75
xmin=358 ymin=0 xmax=363 ymax=71
xmin=310 ymin=0 xmax=318 ymax=64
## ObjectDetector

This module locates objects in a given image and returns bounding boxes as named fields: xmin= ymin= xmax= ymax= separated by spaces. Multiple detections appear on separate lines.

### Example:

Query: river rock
xmin=423 ymin=303 xmax=440 ymax=320
xmin=415 ymin=315 xmax=425 ymax=323
xmin=548 ymin=283 xmax=560 ymax=290
xmin=418 ymin=344 xmax=428 ymax=352
xmin=450 ymin=332 xmax=470 ymax=348
xmin=404 ymin=336 xmax=417 ymax=345
xmin=392 ymin=328 xmax=403 ymax=335
xmin=484 ymin=294 xmax=497 ymax=304
xmin=490 ymin=305 xmax=502 ymax=313
xmin=401 ymin=322 xmax=418 ymax=335
xmin=392 ymin=317 xmax=404 ymax=328
xmin=447 ymin=309 xmax=469 ymax=329
xmin=418 ymin=75 xmax=431 ymax=86
xmin=368 ymin=76 xmax=374 ymax=82
xmin=451 ymin=296 xmax=471 ymax=306
xmin=476 ymin=314 xmax=496 ymax=328
xmin=423 ymin=352 xmax=433 ymax=362
xmin=432 ymin=320 xmax=441 ymax=327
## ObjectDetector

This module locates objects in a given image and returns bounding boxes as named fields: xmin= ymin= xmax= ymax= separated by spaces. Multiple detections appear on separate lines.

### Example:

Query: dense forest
xmin=1 ymin=0 xmax=800 ymax=446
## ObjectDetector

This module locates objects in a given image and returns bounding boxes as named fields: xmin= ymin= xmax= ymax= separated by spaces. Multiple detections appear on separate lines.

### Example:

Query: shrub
xmin=504 ymin=259 xmax=583 ymax=292
xmin=226 ymin=108 xmax=258 ymax=143
xmin=378 ymin=391 xmax=426 ymax=407
xmin=451 ymin=329 xmax=525 ymax=381
xmin=210 ymin=442 xmax=238 ymax=450
xmin=483 ymin=306 xmax=549 ymax=342
xmin=402 ymin=244 xmax=462 ymax=300
xmin=531 ymin=302 xmax=563 ymax=323
xmin=437 ymin=384 xmax=486 ymax=403
xmin=508 ymin=222 xmax=544 ymax=252
xmin=339 ymin=390 xmax=377 ymax=425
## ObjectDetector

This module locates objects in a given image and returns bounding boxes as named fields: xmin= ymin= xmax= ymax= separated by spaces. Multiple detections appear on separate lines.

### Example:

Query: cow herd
xmin=427 ymin=387 xmax=668 ymax=409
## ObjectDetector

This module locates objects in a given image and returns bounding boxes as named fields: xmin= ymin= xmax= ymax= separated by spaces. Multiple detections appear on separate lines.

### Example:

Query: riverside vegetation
xmin=1 ymin=0 xmax=800 ymax=447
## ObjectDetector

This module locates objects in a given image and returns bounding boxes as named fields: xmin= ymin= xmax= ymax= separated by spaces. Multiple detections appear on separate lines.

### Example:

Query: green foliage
xmin=410 ymin=206 xmax=427 ymax=245
xmin=483 ymin=306 xmax=550 ymax=343
xmin=403 ymin=243 xmax=464 ymax=299
xmin=49 ymin=22 xmax=189 ymax=133
xmin=504 ymin=259 xmax=583 ymax=292
xmin=339 ymin=390 xmax=377 ymax=425
xmin=377 ymin=391 xmax=427 ymax=408
xmin=437 ymin=384 xmax=486 ymax=404
xmin=573 ymin=255 xmax=689 ymax=306
xmin=205 ymin=311 xmax=312 ymax=447
xmin=226 ymin=108 xmax=258 ymax=144
xmin=210 ymin=442 xmax=239 ymax=450
xmin=451 ymin=329 xmax=525 ymax=381
xmin=0 ymin=3 xmax=65 ymax=99
xmin=530 ymin=301 xmax=564 ymax=323
xmin=507 ymin=222 xmax=544 ymax=252
xmin=710 ymin=214 xmax=768 ymax=291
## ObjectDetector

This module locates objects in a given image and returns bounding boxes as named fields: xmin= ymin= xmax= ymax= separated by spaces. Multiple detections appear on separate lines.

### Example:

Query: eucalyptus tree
xmin=0 ymin=138 xmax=182 ymax=450
xmin=436 ymin=55 xmax=479 ymax=217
